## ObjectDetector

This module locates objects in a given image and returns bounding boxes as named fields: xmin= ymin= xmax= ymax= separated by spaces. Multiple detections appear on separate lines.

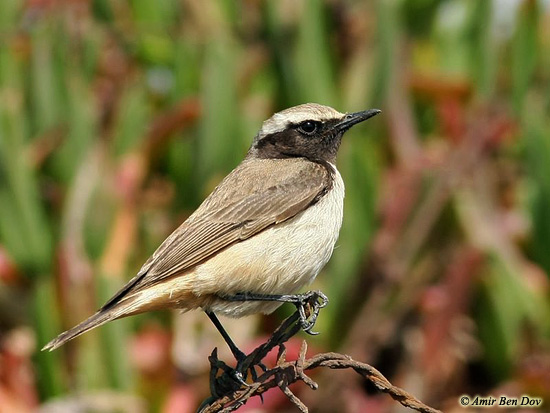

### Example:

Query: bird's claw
xmin=233 ymin=354 xmax=268 ymax=386
xmin=230 ymin=369 xmax=249 ymax=387
xmin=294 ymin=290 xmax=328 ymax=335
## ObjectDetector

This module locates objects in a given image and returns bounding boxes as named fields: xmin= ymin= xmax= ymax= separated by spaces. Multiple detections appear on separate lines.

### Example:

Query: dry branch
xmin=199 ymin=311 xmax=442 ymax=413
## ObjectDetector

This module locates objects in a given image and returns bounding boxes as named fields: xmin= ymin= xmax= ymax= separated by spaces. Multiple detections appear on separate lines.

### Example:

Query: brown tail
xmin=42 ymin=310 xmax=115 ymax=351
xmin=42 ymin=272 xmax=149 ymax=351
xmin=42 ymin=270 xmax=195 ymax=351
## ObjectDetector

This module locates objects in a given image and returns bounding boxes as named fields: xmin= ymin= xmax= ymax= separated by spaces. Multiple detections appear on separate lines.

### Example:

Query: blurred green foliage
xmin=0 ymin=0 xmax=549 ymax=411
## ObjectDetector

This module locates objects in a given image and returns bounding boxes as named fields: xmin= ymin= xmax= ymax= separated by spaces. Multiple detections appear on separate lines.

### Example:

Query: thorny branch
xmin=199 ymin=310 xmax=442 ymax=413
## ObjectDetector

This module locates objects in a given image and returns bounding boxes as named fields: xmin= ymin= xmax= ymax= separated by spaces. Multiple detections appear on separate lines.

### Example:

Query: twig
xmin=199 ymin=311 xmax=441 ymax=413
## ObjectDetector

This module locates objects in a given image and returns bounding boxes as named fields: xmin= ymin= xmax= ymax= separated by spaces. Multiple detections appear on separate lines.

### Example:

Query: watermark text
xmin=459 ymin=395 xmax=543 ymax=408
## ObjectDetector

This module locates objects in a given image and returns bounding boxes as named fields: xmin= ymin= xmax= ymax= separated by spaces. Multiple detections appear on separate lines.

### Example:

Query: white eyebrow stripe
xmin=258 ymin=103 xmax=344 ymax=137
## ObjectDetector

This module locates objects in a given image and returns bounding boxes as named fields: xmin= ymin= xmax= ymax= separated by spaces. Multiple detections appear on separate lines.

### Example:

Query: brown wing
xmin=101 ymin=158 xmax=331 ymax=309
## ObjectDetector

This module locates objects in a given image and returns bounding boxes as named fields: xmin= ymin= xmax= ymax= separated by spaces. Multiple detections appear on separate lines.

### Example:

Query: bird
xmin=43 ymin=103 xmax=380 ymax=358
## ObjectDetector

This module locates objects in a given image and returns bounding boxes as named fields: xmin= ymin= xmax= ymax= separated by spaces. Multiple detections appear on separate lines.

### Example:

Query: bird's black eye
xmin=297 ymin=120 xmax=319 ymax=135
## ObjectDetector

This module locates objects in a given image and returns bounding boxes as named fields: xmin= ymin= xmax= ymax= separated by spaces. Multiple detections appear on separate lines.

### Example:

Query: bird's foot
xmin=292 ymin=290 xmax=329 ymax=335
xmin=206 ymin=310 xmax=268 ymax=387
xmin=234 ymin=350 xmax=268 ymax=386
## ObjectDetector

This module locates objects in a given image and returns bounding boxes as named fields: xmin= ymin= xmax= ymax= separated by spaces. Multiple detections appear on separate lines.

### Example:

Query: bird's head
xmin=248 ymin=103 xmax=380 ymax=163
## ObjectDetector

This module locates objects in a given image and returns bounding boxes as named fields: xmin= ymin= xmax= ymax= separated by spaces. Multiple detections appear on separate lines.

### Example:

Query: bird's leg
xmin=205 ymin=311 xmax=248 ymax=385
xmin=205 ymin=311 xmax=265 ymax=385
xmin=219 ymin=290 xmax=329 ymax=335
xmin=206 ymin=311 xmax=246 ymax=361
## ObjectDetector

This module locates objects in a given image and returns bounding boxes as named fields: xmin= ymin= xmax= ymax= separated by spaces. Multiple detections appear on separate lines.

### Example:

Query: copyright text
xmin=459 ymin=395 xmax=543 ymax=408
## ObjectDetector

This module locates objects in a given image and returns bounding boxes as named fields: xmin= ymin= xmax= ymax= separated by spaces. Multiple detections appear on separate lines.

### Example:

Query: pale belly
xmin=193 ymin=169 xmax=345 ymax=317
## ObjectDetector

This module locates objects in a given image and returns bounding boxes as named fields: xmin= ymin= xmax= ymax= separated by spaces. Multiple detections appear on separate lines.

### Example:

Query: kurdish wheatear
xmin=44 ymin=103 xmax=380 ymax=358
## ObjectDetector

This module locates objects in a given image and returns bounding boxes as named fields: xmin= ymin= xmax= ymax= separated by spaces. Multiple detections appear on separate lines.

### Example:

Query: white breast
xmin=193 ymin=166 xmax=345 ymax=317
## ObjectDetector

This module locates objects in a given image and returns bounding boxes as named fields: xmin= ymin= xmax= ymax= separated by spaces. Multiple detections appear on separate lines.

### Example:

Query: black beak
xmin=336 ymin=109 xmax=381 ymax=132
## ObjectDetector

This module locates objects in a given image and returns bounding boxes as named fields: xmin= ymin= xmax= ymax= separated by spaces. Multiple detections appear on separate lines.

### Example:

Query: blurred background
xmin=1 ymin=0 xmax=549 ymax=412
